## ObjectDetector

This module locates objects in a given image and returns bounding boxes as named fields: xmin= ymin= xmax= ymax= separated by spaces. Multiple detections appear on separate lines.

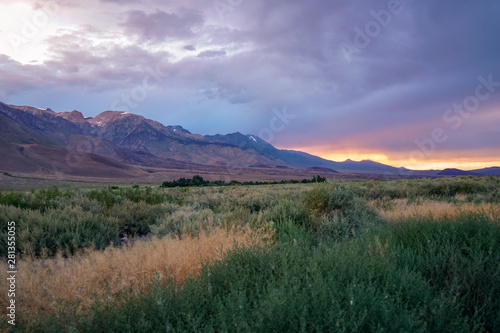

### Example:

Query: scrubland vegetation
xmin=161 ymin=174 xmax=327 ymax=188
xmin=1 ymin=176 xmax=499 ymax=332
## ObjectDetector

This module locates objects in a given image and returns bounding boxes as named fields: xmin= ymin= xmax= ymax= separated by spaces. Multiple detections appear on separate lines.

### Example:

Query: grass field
xmin=1 ymin=176 xmax=499 ymax=332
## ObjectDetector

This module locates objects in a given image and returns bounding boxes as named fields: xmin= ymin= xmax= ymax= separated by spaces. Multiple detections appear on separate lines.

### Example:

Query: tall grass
xmin=22 ymin=213 xmax=499 ymax=332
xmin=375 ymin=198 xmax=500 ymax=222
xmin=0 ymin=177 xmax=498 ymax=331
xmin=0 ymin=226 xmax=264 ymax=326
xmin=360 ymin=176 xmax=500 ymax=200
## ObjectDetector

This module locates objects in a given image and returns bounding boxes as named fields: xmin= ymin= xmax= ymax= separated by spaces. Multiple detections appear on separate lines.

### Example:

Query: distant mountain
xmin=0 ymin=101 xmax=497 ymax=178
xmin=167 ymin=125 xmax=191 ymax=134
xmin=438 ymin=167 xmax=500 ymax=176
xmin=265 ymin=150 xmax=406 ymax=174
xmin=203 ymin=134 xmax=407 ymax=174
xmin=305 ymin=167 xmax=339 ymax=174
xmin=438 ymin=168 xmax=479 ymax=176
xmin=471 ymin=167 xmax=500 ymax=176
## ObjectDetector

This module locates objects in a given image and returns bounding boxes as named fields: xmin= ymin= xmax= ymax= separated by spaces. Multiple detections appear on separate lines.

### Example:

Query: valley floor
xmin=0 ymin=176 xmax=499 ymax=332
xmin=0 ymin=166 xmax=420 ymax=191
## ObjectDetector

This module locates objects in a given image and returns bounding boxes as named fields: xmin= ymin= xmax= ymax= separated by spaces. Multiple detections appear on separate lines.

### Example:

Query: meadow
xmin=0 ymin=176 xmax=499 ymax=332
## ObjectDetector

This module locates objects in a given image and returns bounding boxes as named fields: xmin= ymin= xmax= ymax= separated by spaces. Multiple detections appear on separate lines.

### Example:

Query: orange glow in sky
xmin=280 ymin=146 xmax=499 ymax=171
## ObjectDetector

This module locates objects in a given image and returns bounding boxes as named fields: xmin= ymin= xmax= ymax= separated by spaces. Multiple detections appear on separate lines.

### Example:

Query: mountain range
xmin=0 ymin=101 xmax=498 ymax=179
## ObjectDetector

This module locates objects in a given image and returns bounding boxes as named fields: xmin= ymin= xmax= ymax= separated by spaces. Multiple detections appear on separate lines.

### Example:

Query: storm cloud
xmin=0 ymin=0 xmax=499 ymax=169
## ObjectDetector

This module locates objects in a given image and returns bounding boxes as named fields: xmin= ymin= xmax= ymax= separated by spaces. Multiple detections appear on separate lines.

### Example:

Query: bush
xmin=88 ymin=188 xmax=119 ymax=208
xmin=31 ymin=214 xmax=500 ymax=332
xmin=303 ymin=183 xmax=383 ymax=240
xmin=108 ymin=201 xmax=168 ymax=237
xmin=358 ymin=177 xmax=497 ymax=201
xmin=0 ymin=192 xmax=27 ymax=209
xmin=327 ymin=183 xmax=355 ymax=211
xmin=0 ymin=186 xmax=72 ymax=212
xmin=264 ymin=199 xmax=316 ymax=230
xmin=4 ymin=178 xmax=500 ymax=331
xmin=321 ymin=198 xmax=383 ymax=241
xmin=120 ymin=187 xmax=172 ymax=205
xmin=235 ymin=191 xmax=279 ymax=213
xmin=302 ymin=185 xmax=330 ymax=214
xmin=386 ymin=214 xmax=500 ymax=331
xmin=0 ymin=205 xmax=119 ymax=257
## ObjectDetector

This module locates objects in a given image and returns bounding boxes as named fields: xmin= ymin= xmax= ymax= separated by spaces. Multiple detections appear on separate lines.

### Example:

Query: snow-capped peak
xmin=167 ymin=125 xmax=191 ymax=134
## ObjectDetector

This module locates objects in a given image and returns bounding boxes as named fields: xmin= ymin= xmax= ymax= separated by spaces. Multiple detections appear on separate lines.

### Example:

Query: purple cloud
xmin=121 ymin=9 xmax=204 ymax=42
xmin=1 ymin=0 xmax=500 ymax=168
xmin=183 ymin=44 xmax=196 ymax=51
xmin=197 ymin=50 xmax=226 ymax=58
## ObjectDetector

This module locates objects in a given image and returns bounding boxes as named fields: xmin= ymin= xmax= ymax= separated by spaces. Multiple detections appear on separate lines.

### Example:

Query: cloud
xmin=183 ymin=44 xmax=196 ymax=51
xmin=100 ymin=0 xmax=136 ymax=3
xmin=197 ymin=50 xmax=226 ymax=58
xmin=121 ymin=9 xmax=204 ymax=43
xmin=0 ymin=28 xmax=172 ymax=96
xmin=1 ymin=0 xmax=500 ymax=168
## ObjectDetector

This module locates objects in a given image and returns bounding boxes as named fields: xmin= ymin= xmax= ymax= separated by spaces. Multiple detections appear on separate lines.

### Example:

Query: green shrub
xmin=0 ymin=186 xmax=72 ymax=212
xmin=327 ymin=183 xmax=355 ymax=211
xmin=302 ymin=185 xmax=330 ymax=214
xmin=88 ymin=188 xmax=119 ymax=208
xmin=0 ymin=192 xmax=27 ymax=209
xmin=30 ymin=213 xmax=500 ymax=332
xmin=487 ymin=188 xmax=500 ymax=203
xmin=2 ymin=178 xmax=500 ymax=333
xmin=272 ymin=218 xmax=314 ymax=245
xmin=302 ymin=182 xmax=357 ymax=214
xmin=386 ymin=214 xmax=500 ymax=331
xmin=108 ymin=201 xmax=167 ymax=237
xmin=0 ymin=188 xmax=176 ymax=256
xmin=120 ymin=187 xmax=172 ymax=205
xmin=264 ymin=199 xmax=316 ymax=230
xmin=303 ymin=183 xmax=383 ymax=240
xmin=0 ymin=205 xmax=119 ymax=257
xmin=236 ymin=191 xmax=279 ymax=213
xmin=358 ymin=177 xmax=498 ymax=201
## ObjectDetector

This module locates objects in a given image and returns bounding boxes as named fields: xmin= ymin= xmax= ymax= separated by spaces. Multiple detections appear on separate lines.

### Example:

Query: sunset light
xmin=0 ymin=0 xmax=498 ymax=173
xmin=1 ymin=1 xmax=499 ymax=330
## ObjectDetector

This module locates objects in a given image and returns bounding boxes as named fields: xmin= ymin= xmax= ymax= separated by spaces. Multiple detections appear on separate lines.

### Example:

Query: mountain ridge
xmin=0 ymin=102 xmax=498 ymax=178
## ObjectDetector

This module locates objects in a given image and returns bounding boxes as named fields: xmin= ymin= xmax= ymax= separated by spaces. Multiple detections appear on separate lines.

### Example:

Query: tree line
xmin=161 ymin=175 xmax=327 ymax=188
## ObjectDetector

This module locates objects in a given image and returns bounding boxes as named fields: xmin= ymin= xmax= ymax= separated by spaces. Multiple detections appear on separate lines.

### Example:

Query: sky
xmin=0 ymin=0 xmax=499 ymax=170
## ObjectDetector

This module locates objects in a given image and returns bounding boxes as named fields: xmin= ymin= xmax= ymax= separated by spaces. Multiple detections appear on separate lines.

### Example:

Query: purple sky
xmin=1 ymin=0 xmax=499 ymax=169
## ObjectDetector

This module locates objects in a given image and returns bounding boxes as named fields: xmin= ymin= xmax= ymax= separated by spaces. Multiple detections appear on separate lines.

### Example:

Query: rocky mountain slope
xmin=1 ymin=102 xmax=497 ymax=178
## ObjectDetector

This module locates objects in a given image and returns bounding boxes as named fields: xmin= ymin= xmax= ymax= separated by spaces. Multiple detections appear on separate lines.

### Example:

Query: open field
xmin=0 ymin=167 xmax=425 ymax=191
xmin=1 ymin=176 xmax=499 ymax=332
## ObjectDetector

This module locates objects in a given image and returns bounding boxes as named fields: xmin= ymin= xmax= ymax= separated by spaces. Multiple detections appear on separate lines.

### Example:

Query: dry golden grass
xmin=0 ymin=226 xmax=265 ymax=323
xmin=375 ymin=199 xmax=499 ymax=222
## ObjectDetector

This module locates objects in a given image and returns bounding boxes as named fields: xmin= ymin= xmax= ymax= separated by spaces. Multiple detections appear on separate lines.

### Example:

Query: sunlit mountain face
xmin=1 ymin=1 xmax=499 ymax=170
